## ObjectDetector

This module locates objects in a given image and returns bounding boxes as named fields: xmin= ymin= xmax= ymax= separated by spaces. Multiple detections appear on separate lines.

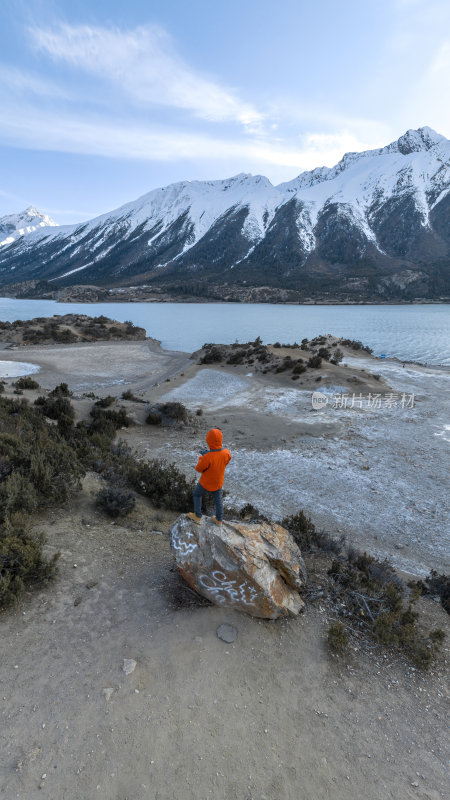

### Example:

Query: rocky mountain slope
xmin=0 ymin=127 xmax=449 ymax=301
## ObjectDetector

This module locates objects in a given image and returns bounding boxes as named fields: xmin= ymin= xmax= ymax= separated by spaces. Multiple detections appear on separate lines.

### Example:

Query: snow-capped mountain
xmin=0 ymin=127 xmax=449 ymax=300
xmin=0 ymin=207 xmax=57 ymax=246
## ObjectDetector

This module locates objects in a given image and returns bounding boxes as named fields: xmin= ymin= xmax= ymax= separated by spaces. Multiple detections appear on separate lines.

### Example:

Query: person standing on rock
xmin=189 ymin=428 xmax=231 ymax=527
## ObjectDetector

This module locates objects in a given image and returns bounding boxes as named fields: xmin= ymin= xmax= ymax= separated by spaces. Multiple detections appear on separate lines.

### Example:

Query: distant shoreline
xmin=0 ymin=280 xmax=449 ymax=306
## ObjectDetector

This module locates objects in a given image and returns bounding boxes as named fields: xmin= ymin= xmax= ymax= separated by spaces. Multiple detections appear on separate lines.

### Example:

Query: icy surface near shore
xmin=160 ymin=361 xmax=449 ymax=575
xmin=0 ymin=361 xmax=39 ymax=378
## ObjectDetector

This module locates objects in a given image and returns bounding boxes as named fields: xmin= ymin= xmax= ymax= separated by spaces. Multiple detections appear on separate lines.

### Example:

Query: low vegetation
xmin=146 ymin=401 xmax=190 ymax=426
xmin=199 ymin=333 xmax=361 ymax=380
xmin=0 ymin=314 xmax=146 ymax=345
xmin=279 ymin=508 xmax=445 ymax=669
xmin=0 ymin=386 xmax=195 ymax=610
xmin=13 ymin=376 xmax=40 ymax=391
xmin=338 ymin=338 xmax=373 ymax=354
xmin=96 ymin=486 xmax=136 ymax=518
xmin=121 ymin=390 xmax=145 ymax=403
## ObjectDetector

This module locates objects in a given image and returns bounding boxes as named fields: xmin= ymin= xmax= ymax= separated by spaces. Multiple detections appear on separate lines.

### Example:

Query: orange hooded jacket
xmin=195 ymin=428 xmax=231 ymax=491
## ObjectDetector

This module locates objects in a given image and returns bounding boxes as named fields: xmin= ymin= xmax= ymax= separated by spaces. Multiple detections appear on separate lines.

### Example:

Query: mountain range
xmin=0 ymin=126 xmax=449 ymax=302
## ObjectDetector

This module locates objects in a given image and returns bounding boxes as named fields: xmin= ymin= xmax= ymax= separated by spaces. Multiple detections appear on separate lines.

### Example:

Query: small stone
xmin=102 ymin=688 xmax=114 ymax=702
xmin=216 ymin=624 xmax=237 ymax=643
xmin=411 ymin=782 xmax=419 ymax=787
xmin=73 ymin=564 xmax=77 ymax=568
xmin=41 ymin=774 xmax=46 ymax=780
xmin=123 ymin=658 xmax=137 ymax=675
xmin=73 ymin=596 xmax=82 ymax=607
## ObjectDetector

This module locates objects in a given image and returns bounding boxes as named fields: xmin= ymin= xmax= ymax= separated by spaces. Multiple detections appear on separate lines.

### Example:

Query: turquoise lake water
xmin=0 ymin=298 xmax=449 ymax=365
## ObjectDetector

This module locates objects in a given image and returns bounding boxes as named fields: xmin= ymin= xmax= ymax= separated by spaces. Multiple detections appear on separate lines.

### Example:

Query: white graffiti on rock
xmin=172 ymin=530 xmax=198 ymax=556
xmin=198 ymin=570 xmax=258 ymax=606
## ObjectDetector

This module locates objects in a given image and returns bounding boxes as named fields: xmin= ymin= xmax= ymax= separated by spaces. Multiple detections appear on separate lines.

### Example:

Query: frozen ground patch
xmin=0 ymin=360 xmax=39 ymax=378
xmin=434 ymin=423 xmax=450 ymax=442
xmin=161 ymin=369 xmax=249 ymax=407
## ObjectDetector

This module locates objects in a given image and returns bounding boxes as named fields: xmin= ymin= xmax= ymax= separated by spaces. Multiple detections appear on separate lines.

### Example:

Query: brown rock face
xmin=170 ymin=515 xmax=307 ymax=618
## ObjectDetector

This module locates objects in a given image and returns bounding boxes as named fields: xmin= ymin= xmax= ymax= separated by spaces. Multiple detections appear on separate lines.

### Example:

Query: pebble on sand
xmin=122 ymin=658 xmax=137 ymax=675
xmin=216 ymin=624 xmax=238 ymax=643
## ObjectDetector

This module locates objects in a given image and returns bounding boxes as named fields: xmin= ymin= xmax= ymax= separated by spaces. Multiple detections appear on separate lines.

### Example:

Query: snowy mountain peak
xmin=0 ymin=206 xmax=57 ymax=246
xmin=392 ymin=127 xmax=446 ymax=155
xmin=0 ymin=126 xmax=449 ymax=302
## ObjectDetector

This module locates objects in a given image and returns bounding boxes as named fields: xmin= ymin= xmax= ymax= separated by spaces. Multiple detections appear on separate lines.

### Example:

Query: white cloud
xmin=0 ymin=100 xmax=386 ymax=178
xmin=0 ymin=103 xmax=296 ymax=165
xmin=0 ymin=65 xmax=67 ymax=98
xmin=30 ymin=23 xmax=263 ymax=127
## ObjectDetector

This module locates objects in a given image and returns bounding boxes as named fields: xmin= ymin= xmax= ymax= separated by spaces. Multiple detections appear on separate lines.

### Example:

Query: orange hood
xmin=206 ymin=428 xmax=223 ymax=449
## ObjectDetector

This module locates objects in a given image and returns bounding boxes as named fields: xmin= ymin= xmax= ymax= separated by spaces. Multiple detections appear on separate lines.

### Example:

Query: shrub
xmin=0 ymin=395 xmax=82 ymax=608
xmin=330 ymin=347 xmax=344 ymax=365
xmin=317 ymin=347 xmax=331 ymax=361
xmin=227 ymin=350 xmax=246 ymax=365
xmin=35 ymin=395 xmax=75 ymax=431
xmin=282 ymin=510 xmax=317 ymax=550
xmin=121 ymin=390 xmax=145 ymax=402
xmin=96 ymin=486 xmax=136 ymax=517
xmin=146 ymin=402 xmax=189 ymax=425
xmin=90 ymin=406 xmax=130 ymax=433
xmin=238 ymin=503 xmax=268 ymax=521
xmin=0 ymin=518 xmax=59 ymax=610
xmin=95 ymin=395 xmax=116 ymax=408
xmin=327 ymin=621 xmax=349 ymax=653
xmin=127 ymin=459 xmax=195 ymax=511
xmin=410 ymin=570 xmax=450 ymax=615
xmin=322 ymin=548 xmax=445 ymax=669
xmin=13 ymin=376 xmax=40 ymax=390
xmin=339 ymin=338 xmax=373 ymax=354
xmin=49 ymin=382 xmax=71 ymax=397
xmin=146 ymin=412 xmax=162 ymax=425
xmin=159 ymin=402 xmax=188 ymax=422
xmin=292 ymin=362 xmax=306 ymax=375
xmin=200 ymin=346 xmax=223 ymax=364
xmin=307 ymin=355 xmax=322 ymax=369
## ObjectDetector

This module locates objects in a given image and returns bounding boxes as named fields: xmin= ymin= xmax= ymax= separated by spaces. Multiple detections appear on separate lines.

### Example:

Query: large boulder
xmin=170 ymin=515 xmax=306 ymax=618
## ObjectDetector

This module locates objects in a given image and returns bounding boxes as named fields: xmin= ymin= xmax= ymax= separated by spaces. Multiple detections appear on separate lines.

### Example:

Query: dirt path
xmin=1 ymin=476 xmax=448 ymax=800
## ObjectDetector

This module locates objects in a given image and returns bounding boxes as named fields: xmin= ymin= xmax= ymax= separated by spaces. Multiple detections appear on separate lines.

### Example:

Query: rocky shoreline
xmin=1 ymin=279 xmax=449 ymax=305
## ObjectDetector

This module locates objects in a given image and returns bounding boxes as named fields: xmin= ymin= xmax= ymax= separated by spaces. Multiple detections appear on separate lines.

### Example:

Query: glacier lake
xmin=0 ymin=298 xmax=449 ymax=365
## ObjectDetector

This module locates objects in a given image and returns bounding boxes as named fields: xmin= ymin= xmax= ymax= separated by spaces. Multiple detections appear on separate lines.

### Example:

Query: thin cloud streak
xmin=0 ymin=65 xmax=67 ymax=98
xmin=0 ymin=103 xmax=383 ymax=177
xmin=31 ymin=23 xmax=264 ymax=127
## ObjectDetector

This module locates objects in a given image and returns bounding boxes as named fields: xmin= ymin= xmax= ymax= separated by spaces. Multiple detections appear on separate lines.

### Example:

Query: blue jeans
xmin=193 ymin=482 xmax=223 ymax=521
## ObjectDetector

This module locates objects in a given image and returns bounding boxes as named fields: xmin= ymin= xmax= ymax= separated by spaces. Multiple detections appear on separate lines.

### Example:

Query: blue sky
xmin=0 ymin=0 xmax=449 ymax=223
